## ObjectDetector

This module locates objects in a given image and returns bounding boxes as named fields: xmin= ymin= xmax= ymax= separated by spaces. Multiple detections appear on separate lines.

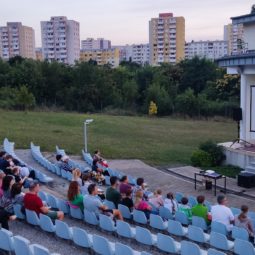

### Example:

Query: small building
xmin=217 ymin=5 xmax=255 ymax=171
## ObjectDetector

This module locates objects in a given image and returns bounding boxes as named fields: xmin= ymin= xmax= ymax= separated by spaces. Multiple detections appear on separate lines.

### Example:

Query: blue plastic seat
xmin=72 ymin=227 xmax=93 ymax=249
xmin=234 ymin=238 xmax=255 ymax=255
xmin=25 ymin=209 xmax=40 ymax=226
xmin=47 ymin=194 xmax=59 ymax=209
xmin=135 ymin=226 xmax=157 ymax=246
xmin=99 ymin=214 xmax=116 ymax=232
xmin=180 ymin=240 xmax=207 ymax=255
xmin=115 ymin=242 xmax=139 ymax=255
xmin=149 ymin=214 xmax=167 ymax=230
xmin=175 ymin=211 xmax=189 ymax=225
xmin=116 ymin=220 xmax=135 ymax=239
xmin=13 ymin=236 xmax=33 ymax=255
xmin=55 ymin=220 xmax=73 ymax=240
xmin=192 ymin=216 xmax=208 ymax=231
xmin=32 ymin=244 xmax=60 ymax=255
xmin=84 ymin=209 xmax=99 ymax=226
xmin=69 ymin=206 xmax=83 ymax=220
xmin=211 ymin=221 xmax=228 ymax=236
xmin=204 ymin=200 xmax=212 ymax=212
xmin=188 ymin=196 xmax=198 ymax=207
xmin=13 ymin=204 xmax=25 ymax=220
xmin=140 ymin=252 xmax=152 ymax=255
xmin=157 ymin=233 xmax=181 ymax=253
xmin=38 ymin=191 xmax=48 ymax=202
xmin=168 ymin=219 xmax=188 ymax=237
xmin=118 ymin=204 xmax=132 ymax=219
xmin=188 ymin=225 xmax=210 ymax=243
xmin=232 ymin=226 xmax=249 ymax=241
xmin=231 ymin=207 xmax=241 ymax=216
xmin=248 ymin=211 xmax=255 ymax=219
xmin=210 ymin=231 xmax=234 ymax=251
xmin=58 ymin=199 xmax=70 ymax=215
xmin=105 ymin=176 xmax=111 ymax=186
xmin=175 ymin=192 xmax=184 ymax=203
xmin=0 ymin=228 xmax=14 ymax=253
xmin=207 ymin=248 xmax=227 ymax=255
xmin=39 ymin=214 xmax=56 ymax=233
xmin=104 ymin=200 xmax=116 ymax=210
xmin=92 ymin=234 xmax=115 ymax=255
xmin=133 ymin=209 xmax=148 ymax=225
xmin=159 ymin=206 xmax=173 ymax=220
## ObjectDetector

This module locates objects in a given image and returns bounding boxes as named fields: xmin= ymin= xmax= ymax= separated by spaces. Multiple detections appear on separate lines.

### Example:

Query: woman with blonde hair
xmin=134 ymin=190 xmax=152 ymax=219
xmin=149 ymin=189 xmax=164 ymax=209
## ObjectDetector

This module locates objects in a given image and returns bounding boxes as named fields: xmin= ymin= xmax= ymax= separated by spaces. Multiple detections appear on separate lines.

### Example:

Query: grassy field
xmin=0 ymin=110 xmax=237 ymax=166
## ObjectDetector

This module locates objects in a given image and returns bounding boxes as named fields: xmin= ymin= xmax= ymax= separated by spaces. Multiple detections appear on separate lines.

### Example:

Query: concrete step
xmin=245 ymin=166 xmax=255 ymax=174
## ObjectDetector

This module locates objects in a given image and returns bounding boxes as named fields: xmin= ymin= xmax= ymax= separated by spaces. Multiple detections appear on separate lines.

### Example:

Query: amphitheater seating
xmin=232 ymin=226 xmax=249 ymax=241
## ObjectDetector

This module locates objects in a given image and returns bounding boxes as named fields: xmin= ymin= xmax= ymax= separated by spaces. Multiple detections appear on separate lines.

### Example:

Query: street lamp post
xmin=84 ymin=119 xmax=94 ymax=153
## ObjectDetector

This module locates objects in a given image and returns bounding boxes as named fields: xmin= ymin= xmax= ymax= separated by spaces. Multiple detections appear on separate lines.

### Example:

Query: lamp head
xmin=85 ymin=119 xmax=94 ymax=124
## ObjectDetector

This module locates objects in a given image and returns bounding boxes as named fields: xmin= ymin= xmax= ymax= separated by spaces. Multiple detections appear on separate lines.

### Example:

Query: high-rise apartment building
xmin=149 ymin=13 xmax=185 ymax=65
xmin=185 ymin=40 xmax=228 ymax=60
xmin=0 ymin=22 xmax=35 ymax=60
xmin=41 ymin=16 xmax=80 ymax=64
xmin=125 ymin=44 xmax=150 ymax=65
xmin=81 ymin=38 xmax=111 ymax=50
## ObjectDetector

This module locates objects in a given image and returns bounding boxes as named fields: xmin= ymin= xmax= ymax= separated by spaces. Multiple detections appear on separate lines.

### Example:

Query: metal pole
xmin=84 ymin=122 xmax=87 ymax=153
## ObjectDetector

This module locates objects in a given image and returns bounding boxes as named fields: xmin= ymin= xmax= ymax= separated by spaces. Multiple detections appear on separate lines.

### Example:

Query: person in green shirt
xmin=106 ymin=176 xmax=121 ymax=208
xmin=178 ymin=197 xmax=192 ymax=221
xmin=67 ymin=181 xmax=84 ymax=211
xmin=192 ymin=195 xmax=209 ymax=224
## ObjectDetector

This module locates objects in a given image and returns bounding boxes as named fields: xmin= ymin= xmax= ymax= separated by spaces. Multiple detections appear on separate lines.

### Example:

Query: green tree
xmin=14 ymin=85 xmax=35 ymax=111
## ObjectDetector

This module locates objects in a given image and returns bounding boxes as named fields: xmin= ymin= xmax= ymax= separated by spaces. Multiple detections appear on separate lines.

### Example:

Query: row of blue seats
xmin=0 ymin=228 xmax=59 ymax=255
xmin=3 ymin=138 xmax=53 ymax=184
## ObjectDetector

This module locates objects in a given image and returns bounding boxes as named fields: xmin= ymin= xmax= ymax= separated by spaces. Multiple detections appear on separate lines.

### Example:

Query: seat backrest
xmin=232 ymin=226 xmax=249 ymax=241
xmin=118 ymin=204 xmax=132 ymax=219
xmin=58 ymin=199 xmax=70 ymax=214
xmin=13 ymin=204 xmax=25 ymax=220
xmin=149 ymin=214 xmax=166 ymax=230
xmin=93 ymin=234 xmax=114 ymax=255
xmin=25 ymin=209 xmax=40 ymax=226
xmin=188 ymin=225 xmax=206 ymax=243
xmin=168 ymin=219 xmax=186 ymax=236
xmin=208 ymin=248 xmax=227 ymax=255
xmin=39 ymin=214 xmax=55 ymax=233
xmin=133 ymin=209 xmax=147 ymax=224
xmin=38 ymin=191 xmax=48 ymax=202
xmin=33 ymin=244 xmax=51 ymax=255
xmin=115 ymin=242 xmax=134 ymax=255
xmin=211 ymin=221 xmax=228 ymax=236
xmin=116 ymin=220 xmax=133 ymax=238
xmin=159 ymin=206 xmax=173 ymax=220
xmin=70 ymin=206 xmax=83 ymax=219
xmin=181 ymin=240 xmax=202 ymax=255
xmin=0 ymin=228 xmax=14 ymax=252
xmin=104 ymin=200 xmax=116 ymax=210
xmin=47 ymin=194 xmax=58 ymax=209
xmin=99 ymin=214 xmax=115 ymax=232
xmin=55 ymin=220 xmax=72 ymax=240
xmin=157 ymin=233 xmax=179 ymax=253
xmin=210 ymin=232 xmax=229 ymax=251
xmin=234 ymin=238 xmax=255 ymax=255
xmin=13 ymin=236 xmax=33 ymax=255
xmin=192 ymin=216 xmax=207 ymax=231
xmin=72 ymin=227 xmax=92 ymax=248
xmin=175 ymin=192 xmax=184 ymax=203
xmin=175 ymin=211 xmax=189 ymax=225
xmin=188 ymin=196 xmax=198 ymax=207
xmin=231 ymin=207 xmax=241 ymax=216
xmin=84 ymin=209 xmax=99 ymax=225
xmin=135 ymin=226 xmax=153 ymax=246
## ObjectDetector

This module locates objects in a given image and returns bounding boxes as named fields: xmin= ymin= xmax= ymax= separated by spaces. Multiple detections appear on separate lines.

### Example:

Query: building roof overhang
xmin=231 ymin=13 xmax=255 ymax=25
xmin=216 ymin=53 xmax=255 ymax=68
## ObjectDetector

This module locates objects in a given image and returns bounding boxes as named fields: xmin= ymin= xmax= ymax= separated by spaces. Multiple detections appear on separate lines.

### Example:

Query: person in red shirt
xmin=24 ymin=180 xmax=64 ymax=220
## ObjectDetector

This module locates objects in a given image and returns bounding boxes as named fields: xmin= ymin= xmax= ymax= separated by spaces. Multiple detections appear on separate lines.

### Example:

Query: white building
xmin=185 ymin=40 xmax=228 ymax=60
xmin=81 ymin=38 xmax=111 ymax=50
xmin=125 ymin=44 xmax=150 ymax=65
xmin=41 ymin=16 xmax=80 ymax=64
xmin=0 ymin=22 xmax=35 ymax=60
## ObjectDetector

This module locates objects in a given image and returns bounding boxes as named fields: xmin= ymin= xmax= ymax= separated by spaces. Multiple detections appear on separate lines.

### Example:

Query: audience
xmin=192 ymin=195 xmax=209 ymax=224
xmin=211 ymin=195 xmax=234 ymax=231
xmin=149 ymin=189 xmax=164 ymax=209
xmin=134 ymin=190 xmax=153 ymax=219
xmin=164 ymin=192 xmax=178 ymax=215
xmin=10 ymin=183 xmax=25 ymax=208
xmin=84 ymin=183 xmax=123 ymax=220
xmin=24 ymin=180 xmax=64 ymax=220
xmin=178 ymin=197 xmax=192 ymax=221
xmin=106 ymin=176 xmax=122 ymax=208
xmin=67 ymin=181 xmax=84 ymax=211
xmin=120 ymin=188 xmax=134 ymax=211
xmin=119 ymin=176 xmax=132 ymax=197
xmin=235 ymin=205 xmax=254 ymax=242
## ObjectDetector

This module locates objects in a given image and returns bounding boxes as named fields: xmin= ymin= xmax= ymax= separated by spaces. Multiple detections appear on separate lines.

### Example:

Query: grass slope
xmin=0 ymin=110 xmax=236 ymax=165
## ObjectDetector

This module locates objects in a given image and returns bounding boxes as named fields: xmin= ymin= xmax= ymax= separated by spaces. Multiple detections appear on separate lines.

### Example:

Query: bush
xmin=191 ymin=150 xmax=213 ymax=167
xmin=199 ymin=140 xmax=226 ymax=166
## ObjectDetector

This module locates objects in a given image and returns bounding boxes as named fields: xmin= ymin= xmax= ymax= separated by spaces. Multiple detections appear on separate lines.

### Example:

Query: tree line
xmin=0 ymin=56 xmax=240 ymax=117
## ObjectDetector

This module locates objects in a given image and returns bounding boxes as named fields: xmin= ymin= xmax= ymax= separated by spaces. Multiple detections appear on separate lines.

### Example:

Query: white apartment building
xmin=41 ymin=16 xmax=80 ymax=64
xmin=81 ymin=38 xmax=111 ymax=50
xmin=185 ymin=40 xmax=228 ymax=60
xmin=0 ymin=22 xmax=35 ymax=60
xmin=125 ymin=44 xmax=150 ymax=65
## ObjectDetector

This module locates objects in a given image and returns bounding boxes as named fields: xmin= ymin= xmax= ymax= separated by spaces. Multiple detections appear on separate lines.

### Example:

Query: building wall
xmin=19 ymin=26 xmax=36 ymax=59
xmin=125 ymin=44 xmax=150 ymax=65
xmin=81 ymin=38 xmax=111 ymax=50
xmin=244 ymin=23 xmax=255 ymax=51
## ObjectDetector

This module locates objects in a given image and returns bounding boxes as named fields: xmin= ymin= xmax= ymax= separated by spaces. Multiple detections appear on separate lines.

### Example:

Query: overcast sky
xmin=0 ymin=0 xmax=254 ymax=47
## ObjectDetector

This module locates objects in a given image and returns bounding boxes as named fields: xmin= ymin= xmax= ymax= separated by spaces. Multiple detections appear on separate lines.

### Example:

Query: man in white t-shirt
xmin=211 ymin=195 xmax=234 ymax=231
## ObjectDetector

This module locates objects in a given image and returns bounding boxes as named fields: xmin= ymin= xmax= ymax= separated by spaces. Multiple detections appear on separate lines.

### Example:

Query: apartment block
xmin=35 ymin=47 xmax=43 ymax=61
xmin=80 ymin=48 xmax=120 ymax=68
xmin=0 ymin=22 xmax=35 ymax=60
xmin=149 ymin=13 xmax=185 ymax=65
xmin=81 ymin=38 xmax=111 ymax=50
xmin=185 ymin=40 xmax=228 ymax=60
xmin=41 ymin=16 xmax=80 ymax=64
xmin=125 ymin=44 xmax=150 ymax=65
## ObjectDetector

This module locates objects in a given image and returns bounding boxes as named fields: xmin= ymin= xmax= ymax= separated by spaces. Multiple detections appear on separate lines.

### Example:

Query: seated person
xmin=80 ymin=173 xmax=92 ymax=195
xmin=132 ymin=177 xmax=148 ymax=201
xmin=60 ymin=155 xmax=73 ymax=173
xmin=11 ymin=183 xmax=25 ymax=209
xmin=120 ymin=188 xmax=134 ymax=211
xmin=235 ymin=205 xmax=254 ymax=242
xmin=178 ymin=197 xmax=192 ymax=221
xmin=24 ymin=180 xmax=64 ymax=220
xmin=211 ymin=195 xmax=234 ymax=231
xmin=1 ymin=154 xmax=15 ymax=175
xmin=84 ymin=183 xmax=123 ymax=220
xmin=119 ymin=176 xmax=132 ymax=197
xmin=67 ymin=181 xmax=84 ymax=211
xmin=149 ymin=189 xmax=164 ymax=209
xmin=72 ymin=168 xmax=82 ymax=187
xmin=0 ymin=170 xmax=6 ymax=198
xmin=11 ymin=167 xmax=28 ymax=185
xmin=164 ymin=192 xmax=178 ymax=215
xmin=134 ymin=190 xmax=154 ymax=218
xmin=106 ymin=176 xmax=121 ymax=208
xmin=192 ymin=195 xmax=209 ymax=224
